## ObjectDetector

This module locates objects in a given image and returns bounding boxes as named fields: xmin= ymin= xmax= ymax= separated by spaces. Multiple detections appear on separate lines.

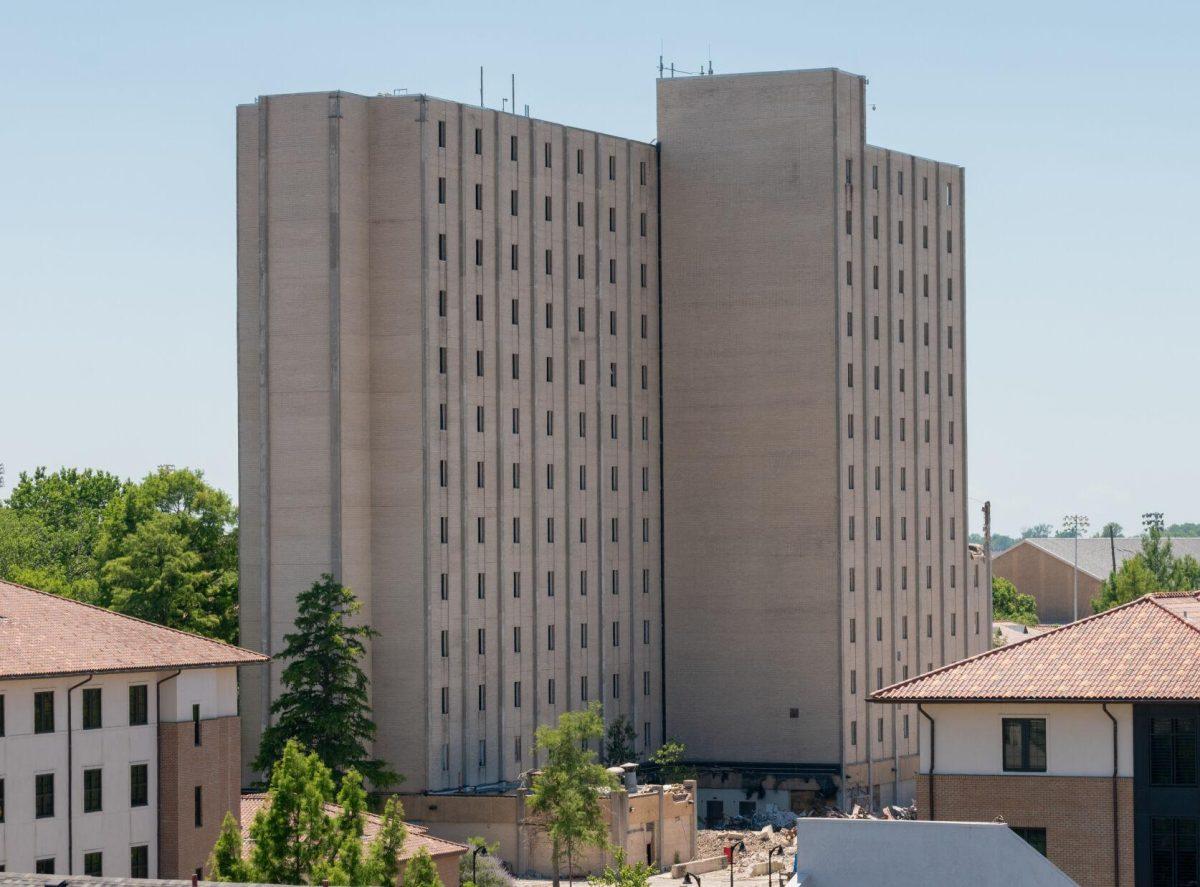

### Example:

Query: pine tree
xmin=253 ymin=574 xmax=398 ymax=787
xmin=208 ymin=811 xmax=251 ymax=882
xmin=402 ymin=847 xmax=444 ymax=887
xmin=364 ymin=797 xmax=409 ymax=887
xmin=249 ymin=741 xmax=337 ymax=884
xmin=528 ymin=702 xmax=618 ymax=887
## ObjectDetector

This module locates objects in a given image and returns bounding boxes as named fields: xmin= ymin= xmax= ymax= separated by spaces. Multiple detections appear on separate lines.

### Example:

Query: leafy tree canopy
xmin=1021 ymin=524 xmax=1054 ymax=539
xmin=528 ymin=702 xmax=618 ymax=887
xmin=1094 ymin=522 xmax=1124 ymax=538
xmin=1167 ymin=522 xmax=1200 ymax=538
xmin=0 ymin=465 xmax=238 ymax=642
xmin=588 ymin=850 xmax=654 ymax=887
xmin=604 ymin=715 xmax=638 ymax=765
xmin=991 ymin=577 xmax=1038 ymax=626
xmin=648 ymin=740 xmax=693 ymax=785
xmin=210 ymin=739 xmax=408 ymax=886
xmin=254 ymin=574 xmax=398 ymax=789
xmin=1092 ymin=525 xmax=1200 ymax=613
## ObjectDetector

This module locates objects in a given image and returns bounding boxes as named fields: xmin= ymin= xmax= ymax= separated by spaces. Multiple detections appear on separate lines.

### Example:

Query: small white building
xmin=0 ymin=580 xmax=267 ymax=879
xmin=872 ymin=592 xmax=1200 ymax=887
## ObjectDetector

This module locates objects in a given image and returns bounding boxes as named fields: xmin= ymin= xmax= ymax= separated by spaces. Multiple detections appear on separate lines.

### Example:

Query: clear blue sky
xmin=3 ymin=0 xmax=1197 ymax=536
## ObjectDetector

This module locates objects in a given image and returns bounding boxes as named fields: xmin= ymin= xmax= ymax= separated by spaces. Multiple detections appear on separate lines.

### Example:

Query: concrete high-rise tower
xmin=237 ymin=69 xmax=987 ymax=805
xmin=236 ymin=92 xmax=661 ymax=792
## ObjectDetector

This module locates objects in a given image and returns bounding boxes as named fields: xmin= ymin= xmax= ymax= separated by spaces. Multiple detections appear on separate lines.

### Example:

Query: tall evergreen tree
xmin=254 ymin=574 xmax=397 ymax=787
xmin=528 ymin=702 xmax=618 ymax=887
xmin=364 ymin=797 xmax=409 ymax=887
xmin=402 ymin=847 xmax=444 ymax=887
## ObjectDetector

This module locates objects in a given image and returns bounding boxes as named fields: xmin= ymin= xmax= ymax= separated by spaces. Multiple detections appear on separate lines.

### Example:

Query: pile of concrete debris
xmin=696 ymin=826 xmax=796 ymax=873
xmin=804 ymin=801 xmax=917 ymax=820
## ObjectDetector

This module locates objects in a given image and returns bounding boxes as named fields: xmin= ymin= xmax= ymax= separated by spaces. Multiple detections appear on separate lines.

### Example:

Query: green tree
xmin=458 ymin=838 xmax=511 ymax=887
xmin=1095 ymin=522 xmax=1124 ymax=539
xmin=254 ymin=574 xmax=397 ymax=788
xmin=0 ymin=465 xmax=238 ymax=642
xmin=364 ymin=797 xmax=409 ymax=887
xmin=209 ymin=811 xmax=252 ymax=883
xmin=1021 ymin=524 xmax=1053 ymax=539
xmin=991 ymin=577 xmax=1038 ymax=626
xmin=0 ymin=467 xmax=125 ymax=600
xmin=588 ymin=850 xmax=654 ymax=887
xmin=403 ymin=847 xmax=444 ymax=887
xmin=1166 ymin=523 xmax=1200 ymax=538
xmin=248 ymin=741 xmax=337 ymax=885
xmin=648 ymin=740 xmax=692 ymax=785
xmin=528 ymin=702 xmax=618 ymax=887
xmin=96 ymin=466 xmax=239 ymax=641
xmin=604 ymin=715 xmax=638 ymax=765
xmin=209 ymin=739 xmax=408 ymax=886
xmin=1092 ymin=524 xmax=1200 ymax=613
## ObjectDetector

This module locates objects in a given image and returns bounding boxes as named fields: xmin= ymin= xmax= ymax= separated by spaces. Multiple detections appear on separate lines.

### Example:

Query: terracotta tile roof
xmin=872 ymin=593 xmax=1200 ymax=703
xmin=240 ymin=795 xmax=468 ymax=861
xmin=0 ymin=579 xmax=268 ymax=679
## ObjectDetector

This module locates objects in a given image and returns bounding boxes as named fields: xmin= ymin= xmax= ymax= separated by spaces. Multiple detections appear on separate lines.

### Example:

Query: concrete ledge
xmin=748 ymin=860 xmax=787 ymax=877
xmin=670 ymin=856 xmax=728 ymax=879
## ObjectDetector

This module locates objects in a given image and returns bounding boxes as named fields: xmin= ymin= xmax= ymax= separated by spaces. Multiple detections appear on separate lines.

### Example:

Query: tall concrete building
xmin=236 ymin=91 xmax=661 ymax=792
xmin=659 ymin=69 xmax=986 ymax=810
xmin=237 ymin=68 xmax=987 ymax=804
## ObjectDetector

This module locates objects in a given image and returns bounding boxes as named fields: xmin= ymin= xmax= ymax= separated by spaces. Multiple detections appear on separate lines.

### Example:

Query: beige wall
xmin=993 ymin=542 xmax=1101 ymax=624
xmin=238 ymin=92 xmax=661 ymax=792
xmin=658 ymin=69 xmax=982 ymax=803
xmin=402 ymin=783 xmax=695 ymax=877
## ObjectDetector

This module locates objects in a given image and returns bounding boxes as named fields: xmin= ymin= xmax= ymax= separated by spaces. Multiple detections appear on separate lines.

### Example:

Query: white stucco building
xmin=0 ymin=580 xmax=267 ymax=878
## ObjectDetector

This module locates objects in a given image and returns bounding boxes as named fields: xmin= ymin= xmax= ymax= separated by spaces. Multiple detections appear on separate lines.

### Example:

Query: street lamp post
xmin=727 ymin=840 xmax=745 ymax=887
xmin=683 ymin=873 xmax=703 ymax=887
xmin=767 ymin=844 xmax=784 ymax=887
xmin=469 ymin=844 xmax=488 ymax=887
xmin=1063 ymin=514 xmax=1089 ymax=621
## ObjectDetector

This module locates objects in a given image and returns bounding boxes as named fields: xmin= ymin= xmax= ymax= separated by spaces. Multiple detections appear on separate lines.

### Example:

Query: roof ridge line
xmin=0 ymin=578 xmax=262 ymax=654
xmin=871 ymin=594 xmax=1164 ymax=699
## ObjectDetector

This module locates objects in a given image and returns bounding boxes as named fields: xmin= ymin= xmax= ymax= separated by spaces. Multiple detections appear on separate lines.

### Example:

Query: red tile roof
xmin=240 ymin=795 xmax=468 ymax=861
xmin=872 ymin=593 xmax=1200 ymax=703
xmin=0 ymin=580 xmax=268 ymax=679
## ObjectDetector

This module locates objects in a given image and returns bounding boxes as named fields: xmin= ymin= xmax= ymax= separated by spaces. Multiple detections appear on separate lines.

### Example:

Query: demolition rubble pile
xmin=694 ymin=804 xmax=919 ymax=873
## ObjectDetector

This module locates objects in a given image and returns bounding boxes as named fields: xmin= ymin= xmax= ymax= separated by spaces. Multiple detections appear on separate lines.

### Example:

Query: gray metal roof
xmin=999 ymin=537 xmax=1200 ymax=581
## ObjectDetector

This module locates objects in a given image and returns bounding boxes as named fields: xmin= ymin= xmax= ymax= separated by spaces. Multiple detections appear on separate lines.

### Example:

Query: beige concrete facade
xmin=399 ymin=781 xmax=696 ymax=876
xmin=657 ymin=69 xmax=986 ymax=807
xmin=237 ymin=93 xmax=661 ymax=792
xmin=237 ymin=69 xmax=978 ymax=805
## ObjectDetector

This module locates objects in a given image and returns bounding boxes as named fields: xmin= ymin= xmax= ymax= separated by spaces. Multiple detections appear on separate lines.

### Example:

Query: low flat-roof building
xmin=993 ymin=537 xmax=1200 ymax=624
xmin=872 ymin=592 xmax=1200 ymax=887
xmin=0 ymin=580 xmax=268 ymax=879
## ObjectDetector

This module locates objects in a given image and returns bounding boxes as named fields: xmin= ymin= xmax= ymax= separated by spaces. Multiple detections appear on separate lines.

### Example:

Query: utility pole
xmin=1063 ymin=514 xmax=1090 ymax=621
xmin=983 ymin=501 xmax=994 ymax=630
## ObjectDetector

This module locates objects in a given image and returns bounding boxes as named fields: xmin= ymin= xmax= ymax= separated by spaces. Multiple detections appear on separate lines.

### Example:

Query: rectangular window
xmin=131 ymin=845 xmax=149 ymax=879
xmin=510 ymin=189 xmax=518 ymax=216
xmin=438 ymin=290 xmax=446 ymax=317
xmin=1151 ymin=818 xmax=1198 ymax=886
xmin=36 ymin=859 xmax=55 ymax=875
xmin=477 ymin=628 xmax=485 ymax=656
xmin=577 ymin=148 xmax=584 ymax=174
xmin=1002 ymin=718 xmax=1047 ymax=772
xmin=194 ymin=785 xmax=204 ymax=827
xmin=514 ymin=681 xmax=522 ymax=708
xmin=475 ymin=239 xmax=482 ymax=266
xmin=640 ymin=161 xmax=647 ymax=185
xmin=437 ymin=120 xmax=445 ymax=148
xmin=1011 ymin=827 xmax=1047 ymax=858
xmin=36 ymin=773 xmax=54 ymax=818
xmin=475 ymin=128 xmax=483 ymax=155
xmin=478 ymin=684 xmax=486 ymax=711
xmin=508 ymin=134 xmax=516 ymax=160
xmin=512 ymin=626 xmax=521 ymax=653
xmin=545 ymin=194 xmax=552 ymax=221
xmin=131 ymin=763 xmax=149 ymax=807
xmin=640 ymin=212 xmax=647 ymax=237
xmin=437 ymin=176 xmax=446 ymax=204
xmin=548 ymin=678 xmax=557 ymax=705
xmin=34 ymin=691 xmax=54 ymax=733
xmin=82 ymin=687 xmax=101 ymax=730
xmin=84 ymin=852 xmax=102 ymax=877
xmin=83 ymin=767 xmax=102 ymax=813
xmin=608 ymin=207 xmax=616 ymax=232
xmin=437 ymin=233 xmax=446 ymax=261
xmin=544 ymin=141 xmax=552 ymax=168
xmin=1151 ymin=717 xmax=1198 ymax=786
xmin=475 ymin=183 xmax=482 ymax=210
xmin=475 ymin=293 xmax=483 ymax=322
xmin=608 ymin=155 xmax=616 ymax=180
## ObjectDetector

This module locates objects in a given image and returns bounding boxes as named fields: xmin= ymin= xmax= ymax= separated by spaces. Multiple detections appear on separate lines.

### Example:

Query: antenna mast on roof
xmin=479 ymin=66 xmax=484 ymax=107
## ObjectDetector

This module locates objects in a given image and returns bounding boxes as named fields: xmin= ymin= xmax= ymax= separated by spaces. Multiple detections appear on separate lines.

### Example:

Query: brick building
xmin=236 ymin=67 xmax=985 ymax=806
xmin=0 ymin=580 xmax=267 ymax=878
xmin=873 ymin=591 xmax=1200 ymax=887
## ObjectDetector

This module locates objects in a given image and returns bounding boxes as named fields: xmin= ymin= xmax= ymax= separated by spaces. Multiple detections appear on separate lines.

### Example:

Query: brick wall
xmin=917 ymin=773 xmax=1133 ymax=887
xmin=159 ymin=715 xmax=243 ymax=879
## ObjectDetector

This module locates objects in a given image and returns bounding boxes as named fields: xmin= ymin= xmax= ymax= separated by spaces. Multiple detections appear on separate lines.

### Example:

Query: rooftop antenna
xmin=659 ymin=54 xmax=664 ymax=78
xmin=524 ymin=103 xmax=529 ymax=117
xmin=479 ymin=66 xmax=484 ymax=107
xmin=502 ymin=98 xmax=508 ymax=112
xmin=707 ymin=45 xmax=713 ymax=75
xmin=511 ymin=74 xmax=515 ymax=114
